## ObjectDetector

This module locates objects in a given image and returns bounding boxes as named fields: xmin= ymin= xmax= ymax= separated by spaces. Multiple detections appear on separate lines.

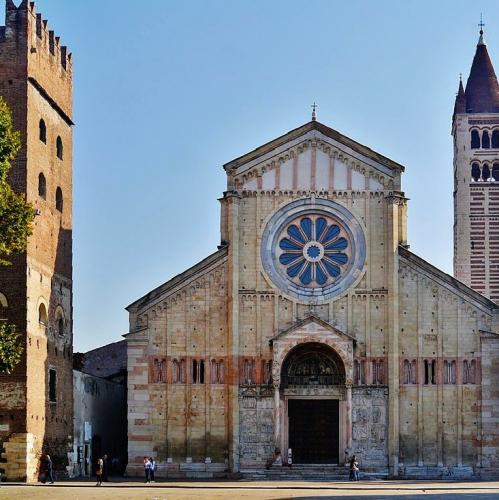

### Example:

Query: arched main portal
xmin=279 ymin=343 xmax=347 ymax=464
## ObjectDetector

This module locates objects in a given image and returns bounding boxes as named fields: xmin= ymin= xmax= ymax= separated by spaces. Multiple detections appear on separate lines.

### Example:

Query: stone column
xmin=273 ymin=384 xmax=281 ymax=452
xmin=386 ymin=193 xmax=404 ymax=477
xmin=346 ymin=384 xmax=353 ymax=452
xmin=225 ymin=191 xmax=241 ymax=473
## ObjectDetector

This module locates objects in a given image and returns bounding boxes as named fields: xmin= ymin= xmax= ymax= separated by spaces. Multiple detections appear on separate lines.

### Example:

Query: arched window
xmin=152 ymin=358 xmax=166 ymax=383
xmin=492 ymin=130 xmax=499 ymax=148
xmin=55 ymin=187 xmax=63 ymax=212
xmin=172 ymin=359 xmax=180 ymax=383
xmin=424 ymin=359 xmax=436 ymax=385
xmin=58 ymin=317 xmax=64 ymax=336
xmin=56 ymin=136 xmax=63 ymax=160
xmin=39 ymin=119 xmax=46 ymax=143
xmin=372 ymin=359 xmax=384 ymax=385
xmin=471 ymin=163 xmax=481 ymax=182
xmin=482 ymin=130 xmax=491 ymax=149
xmin=38 ymin=303 xmax=48 ymax=325
xmin=471 ymin=129 xmax=480 ymax=149
xmin=482 ymin=163 xmax=491 ymax=181
xmin=243 ymin=359 xmax=255 ymax=385
xmin=262 ymin=359 xmax=272 ymax=385
xmin=444 ymin=360 xmax=456 ymax=384
xmin=493 ymin=163 xmax=499 ymax=181
xmin=354 ymin=359 xmax=365 ymax=385
xmin=38 ymin=172 xmax=46 ymax=199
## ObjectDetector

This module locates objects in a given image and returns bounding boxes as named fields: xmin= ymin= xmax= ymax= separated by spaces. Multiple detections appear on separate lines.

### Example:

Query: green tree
xmin=0 ymin=323 xmax=23 ymax=374
xmin=0 ymin=96 xmax=35 ymax=266
xmin=0 ymin=97 xmax=33 ymax=373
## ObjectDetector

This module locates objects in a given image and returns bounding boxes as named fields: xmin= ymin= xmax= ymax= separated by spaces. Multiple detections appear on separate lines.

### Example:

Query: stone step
xmin=240 ymin=465 xmax=388 ymax=481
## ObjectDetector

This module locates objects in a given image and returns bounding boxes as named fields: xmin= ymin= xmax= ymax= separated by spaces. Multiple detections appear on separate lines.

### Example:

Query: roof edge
xmin=399 ymin=246 xmax=498 ymax=310
xmin=223 ymin=120 xmax=405 ymax=173
xmin=126 ymin=245 xmax=228 ymax=312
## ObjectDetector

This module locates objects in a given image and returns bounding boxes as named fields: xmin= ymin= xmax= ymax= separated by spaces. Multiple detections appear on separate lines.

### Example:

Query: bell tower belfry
xmin=453 ymin=24 xmax=499 ymax=301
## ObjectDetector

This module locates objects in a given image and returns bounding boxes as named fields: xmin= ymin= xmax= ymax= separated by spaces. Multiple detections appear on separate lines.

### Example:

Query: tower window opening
xmin=55 ymin=187 xmax=63 ymax=212
xmin=482 ymin=130 xmax=490 ymax=149
xmin=49 ymin=369 xmax=57 ymax=402
xmin=38 ymin=173 xmax=46 ymax=199
xmin=56 ymin=136 xmax=63 ymax=160
xmin=424 ymin=359 xmax=436 ymax=385
xmin=482 ymin=163 xmax=491 ymax=181
xmin=471 ymin=163 xmax=480 ymax=182
xmin=493 ymin=163 xmax=499 ymax=181
xmin=191 ymin=358 xmax=205 ymax=384
xmin=57 ymin=316 xmax=64 ymax=336
xmin=492 ymin=130 xmax=499 ymax=148
xmin=38 ymin=303 xmax=47 ymax=326
xmin=39 ymin=119 xmax=46 ymax=143
xmin=471 ymin=130 xmax=480 ymax=149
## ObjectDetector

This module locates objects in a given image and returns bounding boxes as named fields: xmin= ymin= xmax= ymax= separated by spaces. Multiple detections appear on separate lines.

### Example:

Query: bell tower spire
xmin=453 ymin=21 xmax=499 ymax=303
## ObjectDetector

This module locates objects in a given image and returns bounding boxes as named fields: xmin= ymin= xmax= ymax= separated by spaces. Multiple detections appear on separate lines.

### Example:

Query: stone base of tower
xmin=2 ymin=433 xmax=39 ymax=482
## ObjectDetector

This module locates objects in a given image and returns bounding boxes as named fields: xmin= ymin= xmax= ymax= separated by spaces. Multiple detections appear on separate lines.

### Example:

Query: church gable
xmin=272 ymin=315 xmax=356 ymax=344
xmin=225 ymin=121 xmax=403 ymax=193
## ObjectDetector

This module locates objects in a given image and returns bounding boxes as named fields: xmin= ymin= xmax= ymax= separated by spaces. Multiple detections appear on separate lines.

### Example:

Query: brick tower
xmin=453 ymin=27 xmax=499 ymax=301
xmin=0 ymin=0 xmax=73 ymax=481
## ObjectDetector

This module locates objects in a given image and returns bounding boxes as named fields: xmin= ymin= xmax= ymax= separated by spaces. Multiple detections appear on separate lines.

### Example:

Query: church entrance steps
xmin=240 ymin=464 xmax=388 ymax=481
xmin=398 ymin=466 xmax=474 ymax=480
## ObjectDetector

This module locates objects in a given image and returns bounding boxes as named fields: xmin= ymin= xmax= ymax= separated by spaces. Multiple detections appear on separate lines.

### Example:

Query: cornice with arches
xmin=232 ymin=138 xmax=392 ymax=190
xmin=134 ymin=262 xmax=227 ymax=330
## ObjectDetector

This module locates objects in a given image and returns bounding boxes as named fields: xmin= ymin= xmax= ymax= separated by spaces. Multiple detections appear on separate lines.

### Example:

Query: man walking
xmin=143 ymin=456 xmax=151 ymax=483
xmin=44 ymin=454 xmax=54 ymax=484
xmin=149 ymin=457 xmax=156 ymax=482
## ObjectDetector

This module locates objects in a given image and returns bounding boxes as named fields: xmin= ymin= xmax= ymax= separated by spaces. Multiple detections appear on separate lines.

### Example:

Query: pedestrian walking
xmin=44 ymin=454 xmax=54 ymax=484
xmin=149 ymin=457 xmax=156 ymax=482
xmin=96 ymin=457 xmax=104 ymax=486
xmin=349 ymin=454 xmax=359 ymax=481
xmin=143 ymin=456 xmax=151 ymax=483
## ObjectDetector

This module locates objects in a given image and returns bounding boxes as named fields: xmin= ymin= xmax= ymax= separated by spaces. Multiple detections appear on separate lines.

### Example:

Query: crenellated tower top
xmin=0 ymin=0 xmax=72 ymax=120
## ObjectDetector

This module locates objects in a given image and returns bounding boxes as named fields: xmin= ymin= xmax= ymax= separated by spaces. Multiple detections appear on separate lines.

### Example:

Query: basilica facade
xmin=126 ymin=32 xmax=499 ymax=479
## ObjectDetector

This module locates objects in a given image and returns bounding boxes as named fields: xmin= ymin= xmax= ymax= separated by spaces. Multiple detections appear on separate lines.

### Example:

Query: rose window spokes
xmin=278 ymin=216 xmax=349 ymax=287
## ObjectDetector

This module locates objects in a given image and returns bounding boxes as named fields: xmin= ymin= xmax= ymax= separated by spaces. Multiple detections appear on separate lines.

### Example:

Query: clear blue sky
xmin=35 ymin=0 xmax=499 ymax=351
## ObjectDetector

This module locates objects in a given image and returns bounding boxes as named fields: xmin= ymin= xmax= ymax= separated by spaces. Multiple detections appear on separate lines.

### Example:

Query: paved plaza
xmin=1 ymin=480 xmax=499 ymax=500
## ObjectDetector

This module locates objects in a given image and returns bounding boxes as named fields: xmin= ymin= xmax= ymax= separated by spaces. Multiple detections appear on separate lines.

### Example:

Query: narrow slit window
xmin=56 ymin=187 xmax=63 ymax=212
xmin=49 ymin=369 xmax=57 ymax=402
xmin=38 ymin=173 xmax=46 ymax=199
xmin=56 ymin=136 xmax=63 ymax=160
xmin=39 ymin=119 xmax=46 ymax=143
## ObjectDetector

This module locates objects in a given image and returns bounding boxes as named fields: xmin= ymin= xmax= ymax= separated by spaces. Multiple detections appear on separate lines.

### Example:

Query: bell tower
xmin=453 ymin=24 xmax=499 ymax=302
xmin=0 ymin=0 xmax=73 ymax=481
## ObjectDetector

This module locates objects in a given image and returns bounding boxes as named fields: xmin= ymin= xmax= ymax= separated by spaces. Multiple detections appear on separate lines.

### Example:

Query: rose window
xmin=278 ymin=215 xmax=350 ymax=288
xmin=261 ymin=198 xmax=366 ymax=302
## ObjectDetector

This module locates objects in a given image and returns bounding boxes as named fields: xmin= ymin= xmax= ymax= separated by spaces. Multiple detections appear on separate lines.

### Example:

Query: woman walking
xmin=96 ymin=457 xmax=104 ymax=486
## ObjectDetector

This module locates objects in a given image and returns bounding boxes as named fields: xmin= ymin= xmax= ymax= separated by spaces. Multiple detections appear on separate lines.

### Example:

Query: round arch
xmin=281 ymin=342 xmax=346 ymax=388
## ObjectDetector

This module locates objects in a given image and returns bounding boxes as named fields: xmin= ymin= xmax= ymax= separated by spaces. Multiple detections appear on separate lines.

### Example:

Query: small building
xmin=72 ymin=341 xmax=127 ymax=477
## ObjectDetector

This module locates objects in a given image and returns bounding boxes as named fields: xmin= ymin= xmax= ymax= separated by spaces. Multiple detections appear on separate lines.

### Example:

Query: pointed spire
xmin=464 ymin=18 xmax=499 ymax=113
xmin=454 ymin=74 xmax=466 ymax=115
